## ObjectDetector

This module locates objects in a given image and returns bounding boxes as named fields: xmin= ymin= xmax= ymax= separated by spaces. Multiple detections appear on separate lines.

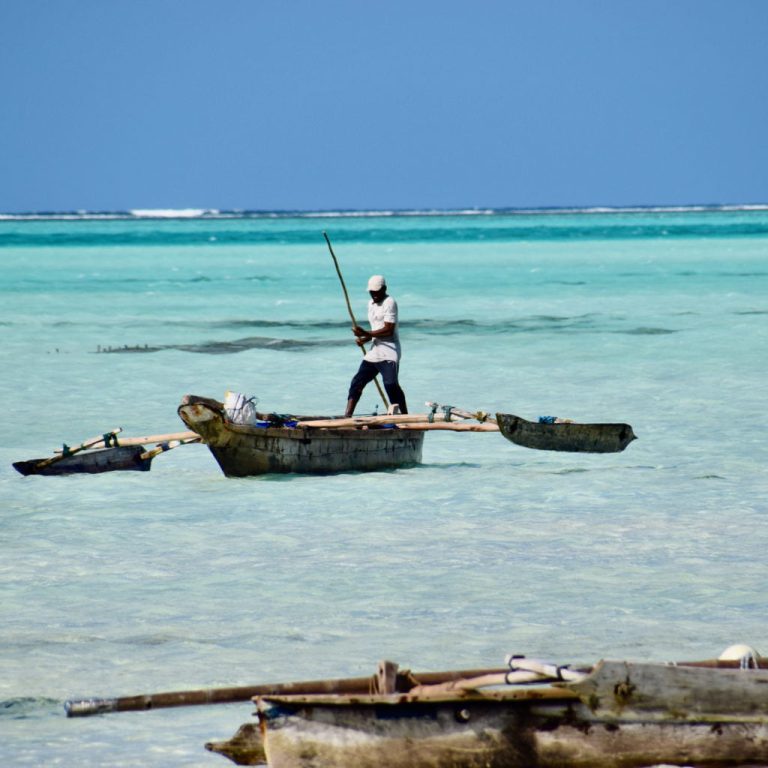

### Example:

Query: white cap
xmin=367 ymin=275 xmax=386 ymax=291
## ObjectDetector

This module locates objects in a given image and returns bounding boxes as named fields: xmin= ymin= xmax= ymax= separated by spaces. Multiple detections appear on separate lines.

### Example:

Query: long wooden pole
xmin=139 ymin=437 xmax=201 ymax=461
xmin=396 ymin=422 xmax=499 ymax=432
xmin=64 ymin=667 xmax=507 ymax=717
xmin=298 ymin=413 xmax=449 ymax=427
xmin=55 ymin=431 xmax=198 ymax=452
xmin=296 ymin=413 xmax=499 ymax=430
xmin=323 ymin=231 xmax=388 ymax=409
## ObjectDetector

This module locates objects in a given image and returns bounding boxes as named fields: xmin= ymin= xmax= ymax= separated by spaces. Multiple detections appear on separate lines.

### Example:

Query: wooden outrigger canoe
xmin=496 ymin=412 xmax=637 ymax=453
xmin=178 ymin=395 xmax=426 ymax=477
xmin=177 ymin=395 xmax=637 ymax=477
xmin=208 ymin=650 xmax=768 ymax=768
xmin=13 ymin=400 xmax=636 ymax=477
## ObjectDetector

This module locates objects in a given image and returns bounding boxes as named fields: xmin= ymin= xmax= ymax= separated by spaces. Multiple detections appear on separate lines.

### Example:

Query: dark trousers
xmin=348 ymin=360 xmax=407 ymax=413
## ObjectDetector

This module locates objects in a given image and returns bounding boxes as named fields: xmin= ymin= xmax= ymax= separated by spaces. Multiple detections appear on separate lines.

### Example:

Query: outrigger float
xmin=12 ymin=428 xmax=200 ymax=476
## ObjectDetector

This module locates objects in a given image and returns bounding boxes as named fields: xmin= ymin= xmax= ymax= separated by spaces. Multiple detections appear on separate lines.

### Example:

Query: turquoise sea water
xmin=1 ymin=208 xmax=767 ymax=766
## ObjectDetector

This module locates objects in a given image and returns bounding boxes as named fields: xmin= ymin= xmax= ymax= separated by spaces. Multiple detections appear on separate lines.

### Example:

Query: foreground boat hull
xmin=209 ymin=659 xmax=768 ymax=768
xmin=178 ymin=396 xmax=424 ymax=476
xmin=251 ymin=694 xmax=768 ymax=768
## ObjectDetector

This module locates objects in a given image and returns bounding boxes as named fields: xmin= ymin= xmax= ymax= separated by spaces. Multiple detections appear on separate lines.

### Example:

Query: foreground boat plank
xmin=496 ymin=413 xmax=636 ymax=453
xmin=567 ymin=659 xmax=768 ymax=719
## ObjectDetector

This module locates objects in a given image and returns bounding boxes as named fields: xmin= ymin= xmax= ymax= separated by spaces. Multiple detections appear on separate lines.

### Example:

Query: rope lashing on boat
xmin=505 ymin=655 xmax=587 ymax=683
xmin=504 ymin=668 xmax=522 ymax=685
xmin=104 ymin=432 xmax=119 ymax=447
xmin=61 ymin=443 xmax=72 ymax=457
xmin=427 ymin=403 xmax=454 ymax=422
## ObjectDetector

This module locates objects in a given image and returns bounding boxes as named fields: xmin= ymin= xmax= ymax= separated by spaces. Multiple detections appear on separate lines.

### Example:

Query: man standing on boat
xmin=345 ymin=275 xmax=408 ymax=417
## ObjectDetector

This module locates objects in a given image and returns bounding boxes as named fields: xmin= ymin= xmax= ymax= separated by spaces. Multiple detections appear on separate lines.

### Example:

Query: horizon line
xmin=2 ymin=201 xmax=768 ymax=221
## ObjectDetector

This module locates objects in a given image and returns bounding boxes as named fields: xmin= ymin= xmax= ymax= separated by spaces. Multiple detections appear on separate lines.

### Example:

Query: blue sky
xmin=1 ymin=1 xmax=766 ymax=212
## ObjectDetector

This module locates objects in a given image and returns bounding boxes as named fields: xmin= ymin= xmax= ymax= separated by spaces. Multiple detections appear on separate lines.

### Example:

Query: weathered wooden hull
xmin=13 ymin=445 xmax=151 ymax=476
xmin=496 ymin=413 xmax=636 ymax=453
xmin=256 ymin=695 xmax=768 ymax=768
xmin=209 ymin=660 xmax=768 ymax=767
xmin=178 ymin=396 xmax=424 ymax=476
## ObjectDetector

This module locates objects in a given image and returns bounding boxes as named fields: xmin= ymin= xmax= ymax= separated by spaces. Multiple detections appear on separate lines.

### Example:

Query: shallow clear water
xmin=1 ymin=209 xmax=767 ymax=766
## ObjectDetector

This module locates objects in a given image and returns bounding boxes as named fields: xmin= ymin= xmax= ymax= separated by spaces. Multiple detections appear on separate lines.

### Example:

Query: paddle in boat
xmin=204 ymin=644 xmax=768 ymax=768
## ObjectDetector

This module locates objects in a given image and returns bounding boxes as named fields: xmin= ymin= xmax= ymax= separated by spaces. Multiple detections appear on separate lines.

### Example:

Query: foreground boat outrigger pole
xmin=323 ymin=230 xmax=389 ymax=409
xmin=64 ymin=663 xmax=509 ymax=717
